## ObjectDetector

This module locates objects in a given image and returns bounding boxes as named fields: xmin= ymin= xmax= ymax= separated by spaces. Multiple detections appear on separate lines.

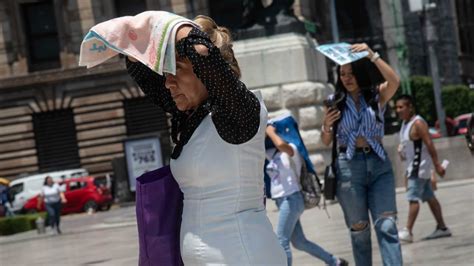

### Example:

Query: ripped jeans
xmin=336 ymin=150 xmax=402 ymax=266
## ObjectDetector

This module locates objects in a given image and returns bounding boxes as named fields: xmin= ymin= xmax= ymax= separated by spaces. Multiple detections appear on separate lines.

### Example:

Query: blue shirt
xmin=334 ymin=93 xmax=386 ymax=160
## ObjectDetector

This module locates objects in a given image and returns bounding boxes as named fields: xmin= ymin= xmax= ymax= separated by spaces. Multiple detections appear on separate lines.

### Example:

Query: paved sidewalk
xmin=0 ymin=179 xmax=473 ymax=265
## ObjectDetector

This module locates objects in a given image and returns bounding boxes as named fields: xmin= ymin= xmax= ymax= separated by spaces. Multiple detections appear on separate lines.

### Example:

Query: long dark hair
xmin=335 ymin=58 xmax=385 ymax=122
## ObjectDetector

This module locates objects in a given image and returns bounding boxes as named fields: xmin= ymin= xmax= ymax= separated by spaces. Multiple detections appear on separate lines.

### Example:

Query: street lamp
xmin=409 ymin=0 xmax=448 ymax=137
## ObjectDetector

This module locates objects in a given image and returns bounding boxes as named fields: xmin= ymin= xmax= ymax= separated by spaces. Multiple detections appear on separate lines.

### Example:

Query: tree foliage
xmin=408 ymin=76 xmax=473 ymax=125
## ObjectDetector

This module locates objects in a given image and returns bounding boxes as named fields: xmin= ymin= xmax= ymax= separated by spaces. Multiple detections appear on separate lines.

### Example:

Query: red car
xmin=23 ymin=176 xmax=113 ymax=214
xmin=455 ymin=113 xmax=473 ymax=135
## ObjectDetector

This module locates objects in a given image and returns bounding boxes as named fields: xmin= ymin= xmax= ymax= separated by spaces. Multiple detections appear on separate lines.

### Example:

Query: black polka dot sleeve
xmin=125 ymin=58 xmax=177 ymax=114
xmin=176 ymin=27 xmax=261 ymax=145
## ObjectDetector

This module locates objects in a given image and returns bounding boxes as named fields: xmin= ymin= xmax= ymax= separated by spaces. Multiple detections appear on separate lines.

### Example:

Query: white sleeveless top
xmin=41 ymin=183 xmax=61 ymax=203
xmin=399 ymin=115 xmax=433 ymax=179
xmin=170 ymin=92 xmax=286 ymax=265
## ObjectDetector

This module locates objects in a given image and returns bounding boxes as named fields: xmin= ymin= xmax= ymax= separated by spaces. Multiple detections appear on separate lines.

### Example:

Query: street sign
xmin=124 ymin=136 xmax=163 ymax=192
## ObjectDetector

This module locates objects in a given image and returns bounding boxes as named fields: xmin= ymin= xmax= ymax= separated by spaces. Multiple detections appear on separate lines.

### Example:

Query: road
xmin=1 ymin=179 xmax=473 ymax=265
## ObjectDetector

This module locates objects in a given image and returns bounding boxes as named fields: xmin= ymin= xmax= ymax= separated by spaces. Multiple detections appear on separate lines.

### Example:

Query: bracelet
xmin=322 ymin=124 xmax=333 ymax=133
xmin=370 ymin=52 xmax=380 ymax=63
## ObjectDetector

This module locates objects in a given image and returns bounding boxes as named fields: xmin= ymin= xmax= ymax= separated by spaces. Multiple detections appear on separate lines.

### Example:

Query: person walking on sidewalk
xmin=38 ymin=176 xmax=67 ymax=234
xmin=395 ymin=94 xmax=452 ymax=243
xmin=265 ymin=116 xmax=348 ymax=266
xmin=321 ymin=44 xmax=402 ymax=266
xmin=126 ymin=15 xmax=286 ymax=265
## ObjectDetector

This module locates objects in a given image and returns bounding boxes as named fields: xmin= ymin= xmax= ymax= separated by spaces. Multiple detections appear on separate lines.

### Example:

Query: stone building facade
xmin=0 ymin=0 xmax=209 ymax=180
xmin=0 ymin=0 xmax=330 ymax=180
xmin=1 ymin=0 xmax=470 ymax=182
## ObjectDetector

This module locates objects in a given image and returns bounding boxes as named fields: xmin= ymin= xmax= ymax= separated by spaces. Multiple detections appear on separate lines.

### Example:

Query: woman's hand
xmin=37 ymin=196 xmax=43 ymax=210
xmin=176 ymin=25 xmax=193 ymax=42
xmin=351 ymin=43 xmax=400 ymax=106
xmin=321 ymin=107 xmax=341 ymax=146
xmin=176 ymin=25 xmax=209 ymax=56
xmin=323 ymin=107 xmax=341 ymax=129
xmin=266 ymin=125 xmax=294 ymax=156
xmin=60 ymin=193 xmax=67 ymax=204
xmin=351 ymin=43 xmax=374 ymax=59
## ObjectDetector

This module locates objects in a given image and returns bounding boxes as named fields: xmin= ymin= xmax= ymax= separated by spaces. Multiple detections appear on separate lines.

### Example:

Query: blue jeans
xmin=336 ymin=151 xmax=402 ymax=266
xmin=45 ymin=201 xmax=62 ymax=229
xmin=275 ymin=191 xmax=338 ymax=266
xmin=407 ymin=177 xmax=435 ymax=202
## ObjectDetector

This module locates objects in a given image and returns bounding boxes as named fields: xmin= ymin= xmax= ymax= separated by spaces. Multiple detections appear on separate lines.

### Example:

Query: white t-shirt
xmin=265 ymin=143 xmax=303 ymax=199
xmin=41 ymin=183 xmax=62 ymax=203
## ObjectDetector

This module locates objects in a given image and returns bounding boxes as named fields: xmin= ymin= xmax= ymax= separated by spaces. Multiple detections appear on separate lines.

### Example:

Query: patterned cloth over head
xmin=78 ymin=11 xmax=196 ymax=75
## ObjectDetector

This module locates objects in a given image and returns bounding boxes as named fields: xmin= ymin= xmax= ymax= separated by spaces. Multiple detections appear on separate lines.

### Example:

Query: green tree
xmin=441 ymin=85 xmax=474 ymax=119
xmin=410 ymin=76 xmax=436 ymax=125
xmin=407 ymin=76 xmax=474 ymax=126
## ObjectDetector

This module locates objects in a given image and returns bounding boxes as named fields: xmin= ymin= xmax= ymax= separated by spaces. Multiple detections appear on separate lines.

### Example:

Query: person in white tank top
xmin=395 ymin=95 xmax=452 ymax=243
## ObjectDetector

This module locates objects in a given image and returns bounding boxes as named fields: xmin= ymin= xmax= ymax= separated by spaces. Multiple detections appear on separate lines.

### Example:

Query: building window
xmin=209 ymin=0 xmax=244 ymax=31
xmin=456 ymin=0 xmax=474 ymax=55
xmin=123 ymin=98 xmax=169 ymax=136
xmin=33 ymin=109 xmax=80 ymax=172
xmin=21 ymin=0 xmax=60 ymax=72
xmin=114 ymin=0 xmax=147 ymax=16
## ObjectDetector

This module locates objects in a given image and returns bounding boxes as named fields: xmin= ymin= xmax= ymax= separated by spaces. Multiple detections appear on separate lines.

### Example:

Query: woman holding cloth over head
xmin=321 ymin=43 xmax=402 ymax=266
xmin=126 ymin=15 xmax=286 ymax=265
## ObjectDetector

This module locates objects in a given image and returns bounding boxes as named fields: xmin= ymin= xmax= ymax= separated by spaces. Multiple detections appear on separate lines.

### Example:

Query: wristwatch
xmin=371 ymin=52 xmax=380 ymax=63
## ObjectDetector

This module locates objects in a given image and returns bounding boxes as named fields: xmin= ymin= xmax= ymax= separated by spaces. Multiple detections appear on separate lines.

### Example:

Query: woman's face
xmin=46 ymin=177 xmax=53 ymax=186
xmin=339 ymin=64 xmax=359 ymax=93
xmin=165 ymin=58 xmax=208 ymax=112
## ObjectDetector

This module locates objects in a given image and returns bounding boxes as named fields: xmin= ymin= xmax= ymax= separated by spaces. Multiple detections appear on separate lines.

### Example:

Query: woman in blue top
xmin=321 ymin=43 xmax=402 ymax=266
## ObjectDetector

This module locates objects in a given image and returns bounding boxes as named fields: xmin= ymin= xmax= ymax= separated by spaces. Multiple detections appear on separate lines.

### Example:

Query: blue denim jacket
xmin=265 ymin=115 xmax=316 ymax=175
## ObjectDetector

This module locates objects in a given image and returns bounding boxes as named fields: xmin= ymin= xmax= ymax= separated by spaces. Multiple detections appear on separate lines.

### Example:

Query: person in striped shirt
xmin=321 ymin=43 xmax=402 ymax=266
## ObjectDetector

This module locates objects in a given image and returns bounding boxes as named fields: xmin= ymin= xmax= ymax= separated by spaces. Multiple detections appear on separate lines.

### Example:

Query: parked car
xmin=22 ymin=176 xmax=112 ymax=215
xmin=434 ymin=117 xmax=457 ymax=136
xmin=455 ymin=113 xmax=473 ymax=135
xmin=8 ymin=168 xmax=88 ymax=213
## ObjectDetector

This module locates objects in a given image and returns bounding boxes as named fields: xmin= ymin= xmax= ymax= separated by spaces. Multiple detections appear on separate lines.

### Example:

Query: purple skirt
xmin=135 ymin=165 xmax=184 ymax=266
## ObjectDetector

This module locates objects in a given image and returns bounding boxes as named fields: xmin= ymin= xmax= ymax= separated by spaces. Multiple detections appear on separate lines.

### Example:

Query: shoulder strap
xmin=331 ymin=123 xmax=338 ymax=167
xmin=271 ymin=148 xmax=279 ymax=159
xmin=329 ymin=121 xmax=340 ymax=172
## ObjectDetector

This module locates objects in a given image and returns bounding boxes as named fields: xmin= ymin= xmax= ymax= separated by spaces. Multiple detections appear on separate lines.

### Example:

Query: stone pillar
xmin=76 ymin=0 xmax=96 ymax=36
xmin=234 ymin=33 xmax=333 ymax=171
xmin=380 ymin=0 xmax=406 ymax=76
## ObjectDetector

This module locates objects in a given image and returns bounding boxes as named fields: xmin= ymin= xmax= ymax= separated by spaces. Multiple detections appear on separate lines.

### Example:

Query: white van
xmin=8 ymin=168 xmax=89 ymax=213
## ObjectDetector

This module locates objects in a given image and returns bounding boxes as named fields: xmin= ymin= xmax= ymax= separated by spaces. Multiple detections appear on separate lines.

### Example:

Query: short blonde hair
xmin=194 ymin=15 xmax=241 ymax=78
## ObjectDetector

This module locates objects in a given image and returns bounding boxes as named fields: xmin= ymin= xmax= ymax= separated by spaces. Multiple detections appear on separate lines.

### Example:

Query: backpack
xmin=299 ymin=161 xmax=322 ymax=209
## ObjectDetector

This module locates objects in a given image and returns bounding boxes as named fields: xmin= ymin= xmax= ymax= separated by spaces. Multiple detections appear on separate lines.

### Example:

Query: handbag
xmin=135 ymin=165 xmax=184 ymax=266
xmin=323 ymin=124 xmax=338 ymax=200
xmin=299 ymin=161 xmax=322 ymax=209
